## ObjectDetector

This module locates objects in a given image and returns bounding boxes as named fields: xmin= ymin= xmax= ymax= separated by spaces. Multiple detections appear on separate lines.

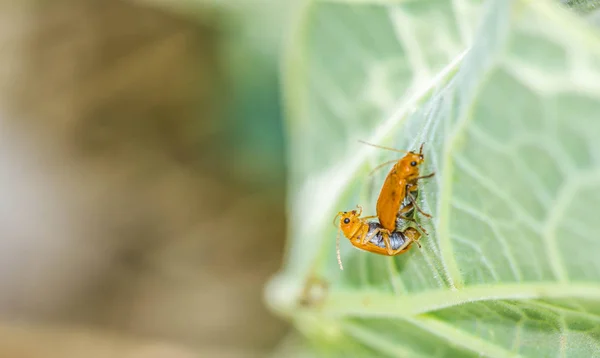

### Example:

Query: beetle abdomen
xmin=366 ymin=222 xmax=406 ymax=251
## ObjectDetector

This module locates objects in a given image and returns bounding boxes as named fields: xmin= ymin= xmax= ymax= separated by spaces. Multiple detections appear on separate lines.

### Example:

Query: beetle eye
xmin=343 ymin=218 xmax=350 ymax=224
xmin=410 ymin=161 xmax=417 ymax=166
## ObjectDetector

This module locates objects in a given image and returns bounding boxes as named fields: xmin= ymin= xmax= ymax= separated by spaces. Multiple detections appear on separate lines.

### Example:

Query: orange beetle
xmin=360 ymin=141 xmax=435 ymax=235
xmin=334 ymin=205 xmax=421 ymax=270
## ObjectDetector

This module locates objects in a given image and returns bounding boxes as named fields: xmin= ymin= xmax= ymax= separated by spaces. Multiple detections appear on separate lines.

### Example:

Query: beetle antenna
xmin=358 ymin=140 xmax=409 ymax=154
xmin=355 ymin=204 xmax=363 ymax=216
xmin=333 ymin=212 xmax=343 ymax=227
xmin=367 ymin=159 xmax=398 ymax=176
xmin=419 ymin=142 xmax=425 ymax=155
xmin=336 ymin=228 xmax=344 ymax=270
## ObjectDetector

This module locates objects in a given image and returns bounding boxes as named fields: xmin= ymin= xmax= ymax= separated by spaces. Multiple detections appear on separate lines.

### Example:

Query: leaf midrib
xmin=311 ymin=282 xmax=600 ymax=318
xmin=298 ymin=48 xmax=471 ymax=278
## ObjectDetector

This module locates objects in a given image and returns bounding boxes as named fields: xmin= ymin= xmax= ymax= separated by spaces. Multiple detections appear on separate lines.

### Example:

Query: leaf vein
xmin=542 ymin=169 xmax=600 ymax=282
xmin=406 ymin=315 xmax=524 ymax=358
xmin=452 ymin=199 xmax=524 ymax=281
xmin=319 ymin=282 xmax=600 ymax=318
xmin=454 ymin=156 xmax=543 ymax=232
xmin=452 ymin=235 xmax=502 ymax=282
xmin=343 ymin=321 xmax=430 ymax=358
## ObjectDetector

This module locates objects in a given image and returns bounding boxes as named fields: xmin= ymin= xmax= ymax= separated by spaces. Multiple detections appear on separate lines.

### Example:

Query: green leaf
xmin=562 ymin=0 xmax=600 ymax=14
xmin=267 ymin=0 xmax=600 ymax=357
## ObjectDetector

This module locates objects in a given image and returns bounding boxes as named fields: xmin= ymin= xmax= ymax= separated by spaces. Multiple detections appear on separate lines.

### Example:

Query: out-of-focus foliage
xmin=135 ymin=0 xmax=294 ymax=186
xmin=562 ymin=0 xmax=600 ymax=14
xmin=0 ymin=1 xmax=290 ymax=357
xmin=267 ymin=0 xmax=600 ymax=356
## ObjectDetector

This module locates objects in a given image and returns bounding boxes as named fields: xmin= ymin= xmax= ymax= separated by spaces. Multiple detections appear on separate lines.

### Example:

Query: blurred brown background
xmin=0 ymin=0 xmax=288 ymax=357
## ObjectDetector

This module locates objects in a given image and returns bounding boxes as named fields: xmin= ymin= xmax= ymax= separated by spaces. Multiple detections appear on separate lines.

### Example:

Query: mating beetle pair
xmin=334 ymin=142 xmax=434 ymax=270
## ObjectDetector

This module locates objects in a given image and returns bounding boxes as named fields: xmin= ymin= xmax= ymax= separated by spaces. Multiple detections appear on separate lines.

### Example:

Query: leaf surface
xmin=268 ymin=0 xmax=600 ymax=357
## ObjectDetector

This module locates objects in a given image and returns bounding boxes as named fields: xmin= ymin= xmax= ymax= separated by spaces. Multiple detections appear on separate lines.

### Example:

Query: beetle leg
xmin=413 ymin=172 xmax=435 ymax=181
xmin=390 ymin=233 xmax=417 ymax=255
xmin=360 ymin=226 xmax=381 ymax=246
xmin=391 ymin=241 xmax=413 ymax=255
xmin=407 ymin=191 xmax=432 ymax=218
xmin=381 ymin=229 xmax=397 ymax=253
xmin=397 ymin=214 xmax=428 ymax=236
xmin=397 ymin=202 xmax=414 ymax=216
xmin=382 ymin=232 xmax=395 ymax=255
xmin=406 ymin=184 xmax=417 ymax=194
xmin=362 ymin=227 xmax=395 ymax=253
xmin=413 ymin=237 xmax=422 ymax=249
